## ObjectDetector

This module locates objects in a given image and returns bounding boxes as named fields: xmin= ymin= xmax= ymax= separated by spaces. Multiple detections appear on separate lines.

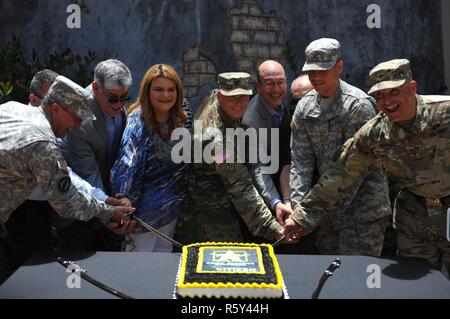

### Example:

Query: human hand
xmin=275 ymin=202 xmax=293 ymax=225
xmin=283 ymin=217 xmax=311 ymax=239
xmin=273 ymin=227 xmax=299 ymax=244
xmin=108 ymin=207 xmax=136 ymax=235
xmin=106 ymin=196 xmax=132 ymax=207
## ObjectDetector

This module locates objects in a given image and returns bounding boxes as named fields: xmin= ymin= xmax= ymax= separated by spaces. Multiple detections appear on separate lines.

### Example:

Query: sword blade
xmin=272 ymin=234 xmax=287 ymax=248
xmin=132 ymin=216 xmax=184 ymax=249
xmin=272 ymin=229 xmax=299 ymax=248
xmin=57 ymin=257 xmax=134 ymax=299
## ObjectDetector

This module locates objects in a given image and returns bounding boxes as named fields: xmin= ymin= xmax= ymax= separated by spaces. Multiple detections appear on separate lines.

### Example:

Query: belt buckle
xmin=425 ymin=197 xmax=442 ymax=209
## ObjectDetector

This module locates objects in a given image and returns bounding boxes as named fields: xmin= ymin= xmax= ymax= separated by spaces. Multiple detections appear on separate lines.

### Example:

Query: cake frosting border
xmin=178 ymin=242 xmax=284 ymax=291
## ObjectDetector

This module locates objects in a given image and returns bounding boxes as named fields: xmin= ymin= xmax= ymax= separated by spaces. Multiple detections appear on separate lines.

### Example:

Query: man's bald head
xmin=291 ymin=74 xmax=314 ymax=99
xmin=257 ymin=60 xmax=286 ymax=82
xmin=256 ymin=60 xmax=287 ymax=109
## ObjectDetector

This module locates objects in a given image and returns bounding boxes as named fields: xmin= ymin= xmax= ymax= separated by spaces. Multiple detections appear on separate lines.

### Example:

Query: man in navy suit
xmin=58 ymin=59 xmax=133 ymax=251
xmin=242 ymin=60 xmax=317 ymax=254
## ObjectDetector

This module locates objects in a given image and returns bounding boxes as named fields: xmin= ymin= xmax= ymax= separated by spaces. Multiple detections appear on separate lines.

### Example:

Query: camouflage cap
xmin=218 ymin=72 xmax=253 ymax=96
xmin=368 ymin=59 xmax=412 ymax=95
xmin=46 ymin=75 xmax=95 ymax=122
xmin=302 ymin=38 xmax=341 ymax=72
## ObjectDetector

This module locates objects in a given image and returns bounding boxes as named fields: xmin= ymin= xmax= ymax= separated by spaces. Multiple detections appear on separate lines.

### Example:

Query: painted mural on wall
xmin=0 ymin=0 xmax=446 ymax=109
xmin=182 ymin=0 xmax=286 ymax=98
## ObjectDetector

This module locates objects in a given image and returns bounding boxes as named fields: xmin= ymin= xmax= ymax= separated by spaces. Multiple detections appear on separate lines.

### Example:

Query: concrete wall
xmin=0 ymin=0 xmax=445 ymax=109
xmin=442 ymin=0 xmax=450 ymax=94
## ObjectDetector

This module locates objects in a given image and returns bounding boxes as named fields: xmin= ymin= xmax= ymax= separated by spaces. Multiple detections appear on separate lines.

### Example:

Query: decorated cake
xmin=175 ymin=242 xmax=286 ymax=299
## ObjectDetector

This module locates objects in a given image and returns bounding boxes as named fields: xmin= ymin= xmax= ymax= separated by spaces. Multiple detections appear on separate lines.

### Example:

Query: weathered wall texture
xmin=182 ymin=44 xmax=217 ymax=98
xmin=229 ymin=0 xmax=285 ymax=82
xmin=442 ymin=0 xmax=450 ymax=94
xmin=0 ymin=0 xmax=445 ymax=109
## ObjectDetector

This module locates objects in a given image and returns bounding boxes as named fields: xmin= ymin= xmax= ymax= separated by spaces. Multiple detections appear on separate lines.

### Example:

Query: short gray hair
xmin=93 ymin=59 xmax=132 ymax=90
xmin=30 ymin=69 xmax=59 ymax=97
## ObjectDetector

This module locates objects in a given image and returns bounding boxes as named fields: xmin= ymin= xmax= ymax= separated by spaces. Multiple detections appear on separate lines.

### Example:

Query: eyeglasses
xmin=107 ymin=95 xmax=131 ymax=104
xmin=98 ymin=86 xmax=131 ymax=106
xmin=262 ymin=79 xmax=287 ymax=89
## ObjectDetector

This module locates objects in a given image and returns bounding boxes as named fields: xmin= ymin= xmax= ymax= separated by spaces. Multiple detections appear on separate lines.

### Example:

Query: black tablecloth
xmin=1 ymin=251 xmax=449 ymax=299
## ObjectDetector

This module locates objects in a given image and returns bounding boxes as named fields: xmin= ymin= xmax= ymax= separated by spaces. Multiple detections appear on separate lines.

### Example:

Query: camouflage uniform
xmin=187 ymin=74 xmax=282 ymax=243
xmin=291 ymin=80 xmax=391 ymax=255
xmin=0 ymin=102 xmax=114 ymax=226
xmin=290 ymin=38 xmax=391 ymax=256
xmin=0 ymin=77 xmax=115 ymax=282
xmin=293 ymin=59 xmax=450 ymax=272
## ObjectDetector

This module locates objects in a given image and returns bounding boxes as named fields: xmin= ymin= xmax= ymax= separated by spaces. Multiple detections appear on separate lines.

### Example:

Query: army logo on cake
xmin=175 ymin=242 xmax=287 ymax=299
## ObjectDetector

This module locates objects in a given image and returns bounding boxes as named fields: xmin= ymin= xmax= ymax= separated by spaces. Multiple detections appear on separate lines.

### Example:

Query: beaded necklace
xmin=157 ymin=120 xmax=174 ymax=142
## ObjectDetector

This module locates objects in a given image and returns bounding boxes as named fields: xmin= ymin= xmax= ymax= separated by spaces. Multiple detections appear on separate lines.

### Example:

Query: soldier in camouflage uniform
xmin=289 ymin=38 xmax=391 ymax=256
xmin=187 ymin=73 xmax=285 ymax=243
xmin=285 ymin=59 xmax=450 ymax=273
xmin=0 ymin=76 xmax=134 ymax=283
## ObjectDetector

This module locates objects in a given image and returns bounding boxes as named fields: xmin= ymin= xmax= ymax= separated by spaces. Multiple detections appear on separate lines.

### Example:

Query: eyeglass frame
xmin=260 ymin=78 xmax=287 ymax=90
xmin=98 ymin=86 xmax=131 ymax=109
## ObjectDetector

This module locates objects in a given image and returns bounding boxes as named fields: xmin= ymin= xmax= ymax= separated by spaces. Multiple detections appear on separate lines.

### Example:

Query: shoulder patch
xmin=58 ymin=176 xmax=71 ymax=193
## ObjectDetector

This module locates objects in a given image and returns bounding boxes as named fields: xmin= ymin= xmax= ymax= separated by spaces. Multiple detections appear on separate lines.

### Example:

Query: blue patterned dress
xmin=110 ymin=100 xmax=192 ymax=235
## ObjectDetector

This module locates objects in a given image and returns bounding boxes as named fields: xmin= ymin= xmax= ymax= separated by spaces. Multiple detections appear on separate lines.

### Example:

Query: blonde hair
xmin=129 ymin=64 xmax=187 ymax=132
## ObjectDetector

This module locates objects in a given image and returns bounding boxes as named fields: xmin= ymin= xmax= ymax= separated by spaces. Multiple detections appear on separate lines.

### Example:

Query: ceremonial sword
xmin=272 ymin=230 xmax=300 ymax=248
xmin=272 ymin=234 xmax=289 ymax=248
xmin=311 ymin=258 xmax=341 ymax=299
xmin=122 ymin=212 xmax=184 ymax=249
xmin=56 ymin=212 xmax=183 ymax=299
xmin=56 ymin=257 xmax=134 ymax=299
xmin=123 ymin=212 xmax=286 ymax=249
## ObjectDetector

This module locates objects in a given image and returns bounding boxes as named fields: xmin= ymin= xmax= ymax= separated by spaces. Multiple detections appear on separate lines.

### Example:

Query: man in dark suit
xmin=242 ymin=60 xmax=316 ymax=254
xmin=58 ymin=59 xmax=133 ymax=251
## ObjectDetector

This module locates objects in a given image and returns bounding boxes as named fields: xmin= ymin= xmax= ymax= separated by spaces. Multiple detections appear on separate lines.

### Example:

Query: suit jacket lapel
xmin=119 ymin=107 xmax=128 ymax=136
xmin=91 ymin=100 xmax=109 ymax=151
xmin=257 ymin=94 xmax=276 ymax=129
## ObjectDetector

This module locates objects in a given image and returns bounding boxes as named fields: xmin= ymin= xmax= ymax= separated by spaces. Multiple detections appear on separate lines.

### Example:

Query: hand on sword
xmin=283 ymin=217 xmax=312 ymax=238
xmin=107 ymin=207 xmax=136 ymax=235
xmin=120 ymin=212 xmax=184 ymax=248
xmin=272 ymin=229 xmax=300 ymax=247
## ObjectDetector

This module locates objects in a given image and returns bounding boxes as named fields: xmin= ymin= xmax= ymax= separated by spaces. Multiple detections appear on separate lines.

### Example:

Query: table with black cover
xmin=0 ymin=251 xmax=449 ymax=299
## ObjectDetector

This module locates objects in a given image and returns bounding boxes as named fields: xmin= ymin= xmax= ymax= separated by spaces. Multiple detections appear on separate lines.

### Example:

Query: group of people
xmin=1 ymin=36 xmax=449 ymax=284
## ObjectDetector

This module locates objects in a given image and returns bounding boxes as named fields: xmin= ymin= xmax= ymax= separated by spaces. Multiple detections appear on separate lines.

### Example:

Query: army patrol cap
xmin=302 ymin=38 xmax=341 ymax=72
xmin=368 ymin=59 xmax=412 ymax=95
xmin=218 ymin=72 xmax=253 ymax=96
xmin=46 ymin=75 xmax=95 ymax=122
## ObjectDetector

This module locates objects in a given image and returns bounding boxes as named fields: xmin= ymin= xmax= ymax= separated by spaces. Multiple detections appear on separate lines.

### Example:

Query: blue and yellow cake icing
xmin=176 ymin=242 xmax=285 ymax=298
